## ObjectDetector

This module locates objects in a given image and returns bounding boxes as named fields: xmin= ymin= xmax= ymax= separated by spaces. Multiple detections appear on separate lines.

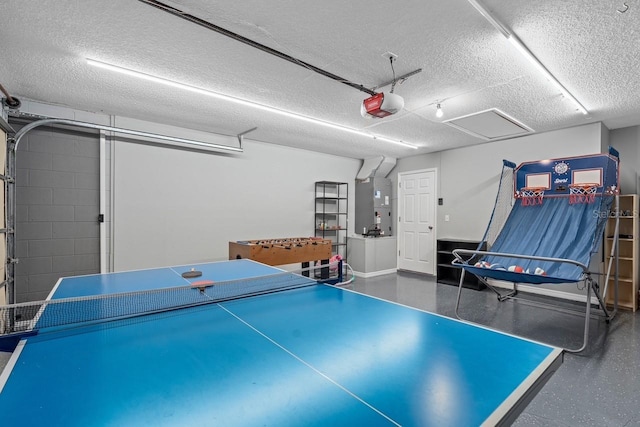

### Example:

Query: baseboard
xmin=489 ymin=280 xmax=600 ymax=305
xmin=353 ymin=268 xmax=398 ymax=278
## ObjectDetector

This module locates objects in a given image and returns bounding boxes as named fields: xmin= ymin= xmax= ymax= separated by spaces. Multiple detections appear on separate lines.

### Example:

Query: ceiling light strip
xmin=507 ymin=36 xmax=588 ymax=115
xmin=86 ymin=59 xmax=418 ymax=149
xmin=467 ymin=0 xmax=588 ymax=115
xmin=467 ymin=0 xmax=511 ymax=37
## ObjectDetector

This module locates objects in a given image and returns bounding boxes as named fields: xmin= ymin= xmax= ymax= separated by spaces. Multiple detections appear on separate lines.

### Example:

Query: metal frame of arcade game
xmin=452 ymin=148 xmax=620 ymax=353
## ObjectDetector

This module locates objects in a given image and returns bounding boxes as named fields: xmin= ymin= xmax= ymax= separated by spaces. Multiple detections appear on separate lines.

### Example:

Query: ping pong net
xmin=0 ymin=269 xmax=317 ymax=337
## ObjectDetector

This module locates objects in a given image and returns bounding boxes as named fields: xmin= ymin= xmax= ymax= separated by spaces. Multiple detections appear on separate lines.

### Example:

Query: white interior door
xmin=397 ymin=169 xmax=437 ymax=274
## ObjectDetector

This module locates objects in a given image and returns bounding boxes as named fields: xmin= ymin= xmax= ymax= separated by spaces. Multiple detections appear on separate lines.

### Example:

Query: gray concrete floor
xmin=350 ymin=271 xmax=640 ymax=427
xmin=0 ymin=351 xmax=10 ymax=373
xmin=0 ymin=271 xmax=637 ymax=426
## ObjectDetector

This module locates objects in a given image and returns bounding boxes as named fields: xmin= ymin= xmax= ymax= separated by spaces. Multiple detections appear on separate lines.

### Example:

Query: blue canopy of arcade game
xmin=465 ymin=150 xmax=618 ymax=284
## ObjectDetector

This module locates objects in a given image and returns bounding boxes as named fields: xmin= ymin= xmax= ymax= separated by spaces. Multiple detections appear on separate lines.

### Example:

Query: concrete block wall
xmin=13 ymin=122 xmax=100 ymax=302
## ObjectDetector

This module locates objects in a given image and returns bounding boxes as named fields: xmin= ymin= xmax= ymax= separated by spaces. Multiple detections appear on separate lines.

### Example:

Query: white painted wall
xmin=112 ymin=119 xmax=359 ymax=270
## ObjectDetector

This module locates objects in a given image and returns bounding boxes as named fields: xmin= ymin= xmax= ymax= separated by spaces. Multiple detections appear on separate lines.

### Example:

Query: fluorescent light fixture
xmin=86 ymin=59 xmax=418 ymax=149
xmin=467 ymin=0 xmax=588 ymax=115
xmin=467 ymin=0 xmax=510 ymax=37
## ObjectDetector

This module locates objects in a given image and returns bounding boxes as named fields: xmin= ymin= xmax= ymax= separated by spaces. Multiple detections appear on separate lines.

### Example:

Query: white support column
xmin=99 ymin=130 xmax=107 ymax=273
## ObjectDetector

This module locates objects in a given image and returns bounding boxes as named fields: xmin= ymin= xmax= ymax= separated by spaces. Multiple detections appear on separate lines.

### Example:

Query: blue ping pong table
xmin=0 ymin=259 xmax=562 ymax=426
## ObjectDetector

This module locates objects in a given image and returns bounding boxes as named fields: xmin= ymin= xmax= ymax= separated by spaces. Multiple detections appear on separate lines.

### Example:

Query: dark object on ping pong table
xmin=182 ymin=269 xmax=202 ymax=278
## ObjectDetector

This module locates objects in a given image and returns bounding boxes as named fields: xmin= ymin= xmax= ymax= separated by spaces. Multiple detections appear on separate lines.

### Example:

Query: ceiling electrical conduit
xmin=137 ymin=0 xmax=377 ymax=96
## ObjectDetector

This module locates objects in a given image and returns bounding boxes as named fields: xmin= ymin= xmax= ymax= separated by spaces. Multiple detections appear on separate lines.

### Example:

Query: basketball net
xmin=519 ymin=187 xmax=545 ymax=206
xmin=569 ymin=183 xmax=598 ymax=204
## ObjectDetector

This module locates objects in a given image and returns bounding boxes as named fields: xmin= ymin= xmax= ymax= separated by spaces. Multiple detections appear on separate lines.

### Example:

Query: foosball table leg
xmin=320 ymin=259 xmax=329 ymax=280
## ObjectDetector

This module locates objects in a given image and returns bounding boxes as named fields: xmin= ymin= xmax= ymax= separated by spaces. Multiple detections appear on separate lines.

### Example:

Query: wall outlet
xmin=445 ymin=214 xmax=450 ymax=222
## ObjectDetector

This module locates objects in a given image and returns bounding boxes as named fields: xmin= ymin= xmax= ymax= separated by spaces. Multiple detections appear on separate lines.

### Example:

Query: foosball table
xmin=228 ymin=237 xmax=333 ymax=278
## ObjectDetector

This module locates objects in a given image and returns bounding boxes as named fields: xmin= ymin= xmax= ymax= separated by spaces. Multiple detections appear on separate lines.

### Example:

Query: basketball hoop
xmin=569 ymin=183 xmax=599 ymax=204
xmin=519 ymin=187 xmax=545 ymax=206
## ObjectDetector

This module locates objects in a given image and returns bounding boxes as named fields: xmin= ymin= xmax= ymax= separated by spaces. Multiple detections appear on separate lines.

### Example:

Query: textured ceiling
xmin=1 ymin=0 xmax=639 ymax=159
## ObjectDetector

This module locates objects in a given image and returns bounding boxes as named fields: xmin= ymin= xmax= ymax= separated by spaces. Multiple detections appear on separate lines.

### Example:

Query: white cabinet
xmin=347 ymin=236 xmax=397 ymax=277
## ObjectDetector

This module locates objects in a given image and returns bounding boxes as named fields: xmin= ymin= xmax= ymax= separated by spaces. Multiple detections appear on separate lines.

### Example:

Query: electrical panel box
xmin=355 ymin=177 xmax=392 ymax=236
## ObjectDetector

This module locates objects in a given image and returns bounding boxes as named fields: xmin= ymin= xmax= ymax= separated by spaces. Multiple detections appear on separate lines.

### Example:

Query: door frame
xmin=396 ymin=168 xmax=438 ymax=274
